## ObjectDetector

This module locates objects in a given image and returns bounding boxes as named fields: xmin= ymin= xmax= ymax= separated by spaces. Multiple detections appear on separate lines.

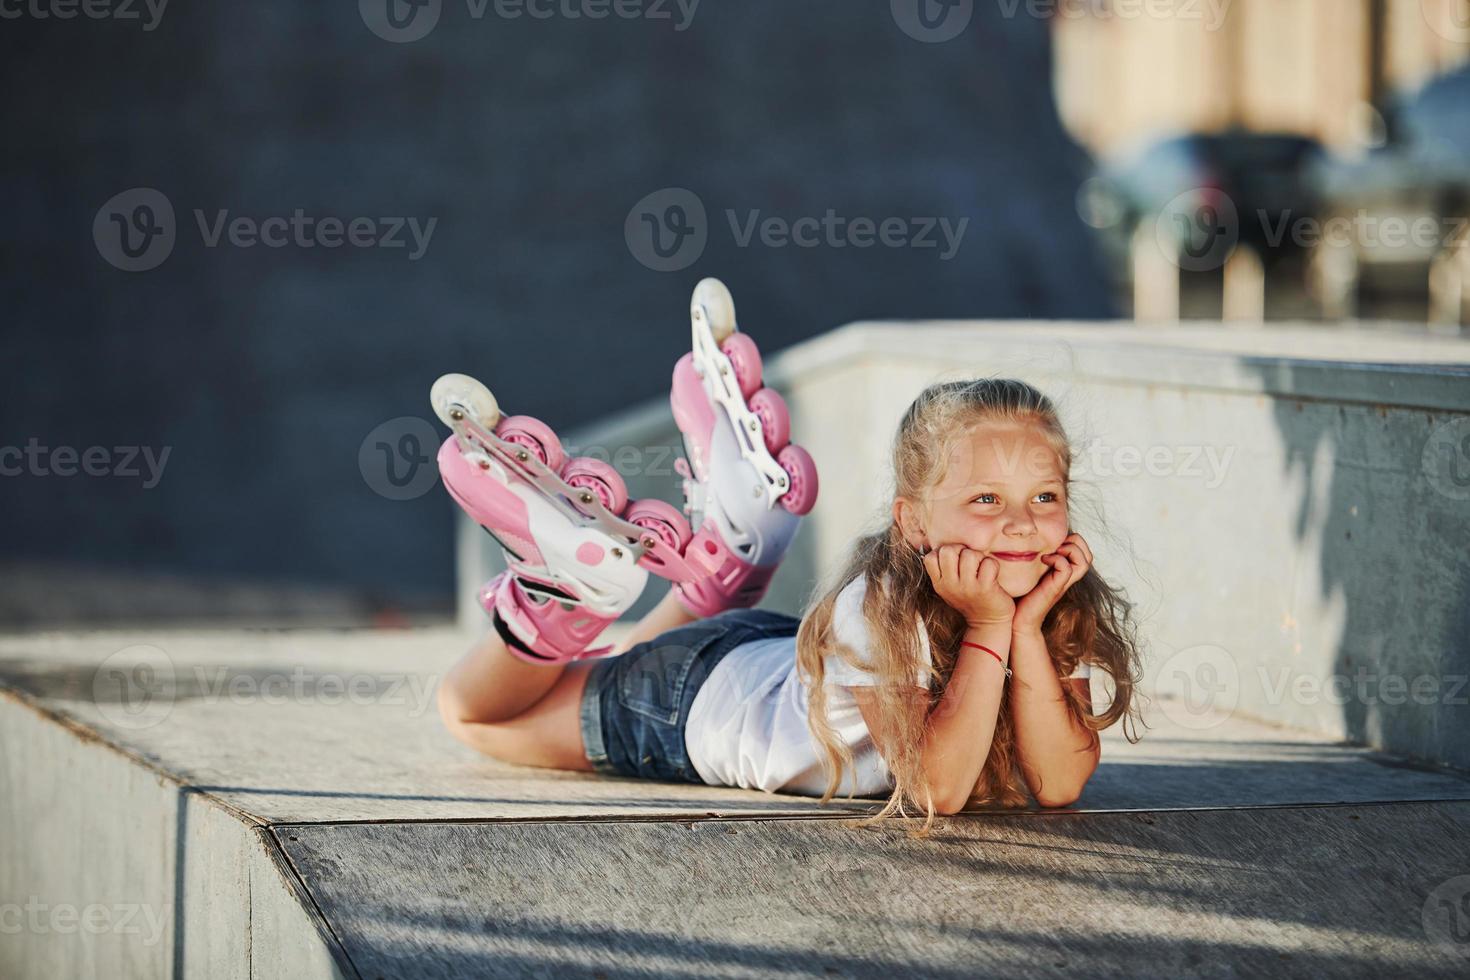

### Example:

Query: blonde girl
xmin=436 ymin=371 xmax=1141 ymax=834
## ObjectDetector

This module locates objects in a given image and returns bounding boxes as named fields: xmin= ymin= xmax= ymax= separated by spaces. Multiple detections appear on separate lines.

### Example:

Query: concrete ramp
xmin=277 ymin=804 xmax=1470 ymax=978
xmin=4 ymin=629 xmax=1470 ymax=978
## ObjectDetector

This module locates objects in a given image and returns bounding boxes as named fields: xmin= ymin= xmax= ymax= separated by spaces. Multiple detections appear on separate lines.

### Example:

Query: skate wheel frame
xmin=688 ymin=278 xmax=797 ymax=512
xmin=431 ymin=373 xmax=708 ymax=585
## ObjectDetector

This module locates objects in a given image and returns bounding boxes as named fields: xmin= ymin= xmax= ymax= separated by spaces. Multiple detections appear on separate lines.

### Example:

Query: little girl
xmin=434 ymin=279 xmax=1141 ymax=832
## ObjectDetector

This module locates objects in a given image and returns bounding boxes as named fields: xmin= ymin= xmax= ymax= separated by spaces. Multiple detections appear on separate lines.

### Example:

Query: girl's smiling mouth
xmin=991 ymin=551 xmax=1039 ymax=561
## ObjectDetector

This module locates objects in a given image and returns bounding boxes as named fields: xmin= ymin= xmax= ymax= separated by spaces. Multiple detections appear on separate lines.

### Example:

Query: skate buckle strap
xmin=690 ymin=299 xmax=790 ymax=511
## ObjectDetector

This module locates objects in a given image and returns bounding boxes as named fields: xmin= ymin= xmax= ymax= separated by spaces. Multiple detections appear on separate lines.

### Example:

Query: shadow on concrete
xmin=1248 ymin=364 xmax=1470 ymax=771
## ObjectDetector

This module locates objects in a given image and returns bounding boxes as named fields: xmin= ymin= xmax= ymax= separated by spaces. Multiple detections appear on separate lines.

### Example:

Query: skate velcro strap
xmin=491 ymin=608 xmax=554 ymax=662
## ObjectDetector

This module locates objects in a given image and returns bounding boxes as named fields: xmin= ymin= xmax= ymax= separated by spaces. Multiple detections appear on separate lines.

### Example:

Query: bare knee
xmin=438 ymin=696 xmax=519 ymax=762
xmin=437 ymin=677 xmax=517 ymax=737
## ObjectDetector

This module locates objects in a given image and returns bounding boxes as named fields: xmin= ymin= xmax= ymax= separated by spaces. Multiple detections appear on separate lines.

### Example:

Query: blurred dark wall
xmin=0 ymin=1 xmax=1113 ymax=604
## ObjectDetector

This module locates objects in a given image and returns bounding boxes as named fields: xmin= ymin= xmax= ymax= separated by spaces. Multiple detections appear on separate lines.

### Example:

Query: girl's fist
xmin=921 ymin=543 xmax=1015 ymax=628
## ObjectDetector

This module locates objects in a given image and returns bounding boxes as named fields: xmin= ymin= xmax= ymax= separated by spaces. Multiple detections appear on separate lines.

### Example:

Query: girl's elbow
xmin=934 ymin=795 xmax=967 ymax=816
xmin=1034 ymin=788 xmax=1082 ymax=808
xmin=1035 ymin=770 xmax=1094 ymax=808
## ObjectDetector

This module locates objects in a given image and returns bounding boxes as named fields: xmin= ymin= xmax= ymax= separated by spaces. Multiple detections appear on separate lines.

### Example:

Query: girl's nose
xmin=1003 ymin=507 xmax=1037 ymax=535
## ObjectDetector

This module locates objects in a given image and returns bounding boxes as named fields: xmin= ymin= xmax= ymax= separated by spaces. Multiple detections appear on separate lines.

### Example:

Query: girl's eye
xmin=972 ymin=493 xmax=998 ymax=505
xmin=1036 ymin=491 xmax=1060 ymax=503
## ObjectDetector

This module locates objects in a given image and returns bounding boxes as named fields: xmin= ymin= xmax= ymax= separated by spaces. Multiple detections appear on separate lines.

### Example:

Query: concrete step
xmin=4 ymin=628 xmax=1470 ymax=978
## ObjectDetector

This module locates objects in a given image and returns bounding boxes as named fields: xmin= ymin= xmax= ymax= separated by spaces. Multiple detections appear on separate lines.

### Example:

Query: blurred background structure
xmin=2 ymin=0 xmax=1468 ymax=627
xmin=1056 ymin=0 xmax=1470 ymax=322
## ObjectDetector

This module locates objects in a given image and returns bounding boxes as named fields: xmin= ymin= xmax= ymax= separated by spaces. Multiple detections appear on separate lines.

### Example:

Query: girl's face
xmin=897 ymin=422 xmax=1070 ymax=598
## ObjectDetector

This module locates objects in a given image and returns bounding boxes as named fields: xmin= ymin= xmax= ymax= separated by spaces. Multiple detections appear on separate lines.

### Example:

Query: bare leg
xmin=438 ymin=588 xmax=702 ymax=725
xmin=437 ymin=586 xmax=709 ymax=774
xmin=437 ymin=626 xmax=567 ymax=727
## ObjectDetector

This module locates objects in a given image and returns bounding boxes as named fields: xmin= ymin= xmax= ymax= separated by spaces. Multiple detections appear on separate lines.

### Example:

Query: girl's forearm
xmin=1008 ymin=628 xmax=1099 ymax=806
xmin=919 ymin=622 xmax=1012 ymax=813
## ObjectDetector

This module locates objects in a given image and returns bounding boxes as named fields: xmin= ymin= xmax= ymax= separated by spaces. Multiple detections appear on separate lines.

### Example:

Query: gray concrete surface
xmin=4 ymin=628 xmax=1470 ymax=978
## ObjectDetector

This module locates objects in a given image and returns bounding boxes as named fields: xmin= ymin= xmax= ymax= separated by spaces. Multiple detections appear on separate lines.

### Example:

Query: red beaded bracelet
xmin=961 ymin=640 xmax=1013 ymax=678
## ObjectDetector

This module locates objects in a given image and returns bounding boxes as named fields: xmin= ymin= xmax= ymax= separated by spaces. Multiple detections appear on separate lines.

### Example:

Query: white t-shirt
xmin=683 ymin=573 xmax=1092 ymax=798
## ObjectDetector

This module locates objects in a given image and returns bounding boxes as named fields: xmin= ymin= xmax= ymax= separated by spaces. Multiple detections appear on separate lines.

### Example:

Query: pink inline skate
xmin=669 ymin=278 xmax=819 ymax=616
xmin=430 ymin=373 xmax=705 ymax=665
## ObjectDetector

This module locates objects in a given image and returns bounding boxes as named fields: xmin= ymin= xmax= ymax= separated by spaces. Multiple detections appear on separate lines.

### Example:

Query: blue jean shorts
xmin=579 ymin=607 xmax=802 ymax=783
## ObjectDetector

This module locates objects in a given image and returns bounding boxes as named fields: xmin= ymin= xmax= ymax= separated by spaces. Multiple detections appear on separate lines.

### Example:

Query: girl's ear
xmin=892 ymin=496 xmax=927 ymax=552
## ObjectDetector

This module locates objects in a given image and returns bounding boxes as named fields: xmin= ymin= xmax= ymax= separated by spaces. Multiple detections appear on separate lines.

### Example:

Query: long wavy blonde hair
xmin=794 ymin=378 xmax=1144 ymax=837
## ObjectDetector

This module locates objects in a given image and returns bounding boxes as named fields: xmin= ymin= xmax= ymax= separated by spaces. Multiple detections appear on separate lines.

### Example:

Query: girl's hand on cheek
xmin=922 ymin=544 xmax=1015 ymax=629
xmin=1013 ymin=532 xmax=1093 ymax=634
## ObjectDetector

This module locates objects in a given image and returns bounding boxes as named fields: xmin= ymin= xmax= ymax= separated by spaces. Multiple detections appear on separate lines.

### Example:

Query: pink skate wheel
xmin=562 ymin=457 xmax=629 ymax=514
xmin=627 ymin=498 xmax=693 ymax=552
xmin=776 ymin=444 xmax=818 ymax=516
xmin=495 ymin=415 xmax=566 ymax=473
xmin=748 ymin=387 xmax=791 ymax=454
xmin=720 ymin=332 xmax=763 ymax=400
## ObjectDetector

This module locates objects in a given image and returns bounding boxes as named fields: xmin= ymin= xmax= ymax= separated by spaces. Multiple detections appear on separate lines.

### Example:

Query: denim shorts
xmin=580 ymin=607 xmax=803 ymax=783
